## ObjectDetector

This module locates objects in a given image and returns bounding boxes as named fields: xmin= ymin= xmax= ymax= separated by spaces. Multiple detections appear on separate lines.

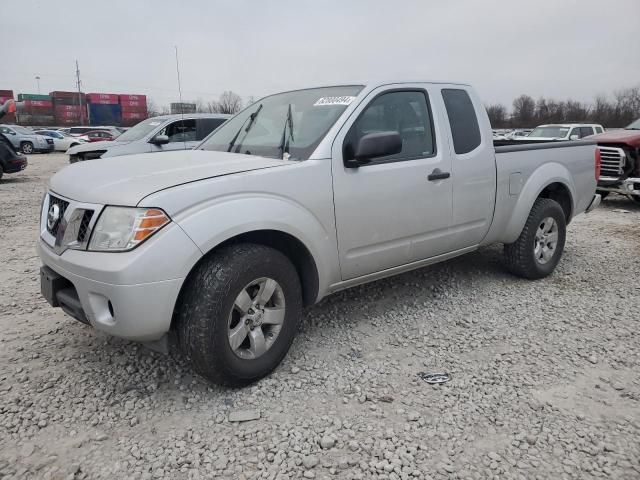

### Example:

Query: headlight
xmin=88 ymin=207 xmax=170 ymax=252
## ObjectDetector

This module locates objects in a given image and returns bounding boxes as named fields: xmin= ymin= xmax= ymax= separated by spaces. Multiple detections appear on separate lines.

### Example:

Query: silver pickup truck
xmin=38 ymin=81 xmax=601 ymax=385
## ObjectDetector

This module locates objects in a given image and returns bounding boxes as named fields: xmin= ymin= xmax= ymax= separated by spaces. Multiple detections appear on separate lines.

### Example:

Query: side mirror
xmin=569 ymin=134 xmax=579 ymax=141
xmin=345 ymin=131 xmax=402 ymax=168
xmin=151 ymin=134 xmax=170 ymax=145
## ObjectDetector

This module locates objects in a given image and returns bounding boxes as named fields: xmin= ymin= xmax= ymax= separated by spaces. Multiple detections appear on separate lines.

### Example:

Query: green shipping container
xmin=17 ymin=93 xmax=51 ymax=101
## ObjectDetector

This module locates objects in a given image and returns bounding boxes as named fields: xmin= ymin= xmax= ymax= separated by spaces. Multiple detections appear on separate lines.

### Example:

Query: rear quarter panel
xmin=483 ymin=142 xmax=596 ymax=245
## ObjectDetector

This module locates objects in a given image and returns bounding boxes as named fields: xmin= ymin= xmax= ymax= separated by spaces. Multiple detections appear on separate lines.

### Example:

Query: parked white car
xmin=38 ymin=81 xmax=601 ymax=386
xmin=523 ymin=124 xmax=604 ymax=142
xmin=34 ymin=130 xmax=87 ymax=151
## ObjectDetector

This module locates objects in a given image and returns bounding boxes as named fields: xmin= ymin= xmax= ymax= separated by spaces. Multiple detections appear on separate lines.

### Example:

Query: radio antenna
xmin=174 ymin=46 xmax=187 ymax=150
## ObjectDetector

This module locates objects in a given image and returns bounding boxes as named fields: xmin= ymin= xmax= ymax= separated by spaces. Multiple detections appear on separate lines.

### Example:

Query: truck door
xmin=331 ymin=86 xmax=453 ymax=280
xmin=439 ymin=87 xmax=496 ymax=250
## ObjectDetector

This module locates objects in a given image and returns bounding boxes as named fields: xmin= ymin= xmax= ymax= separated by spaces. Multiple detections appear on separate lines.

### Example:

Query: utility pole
xmin=75 ymin=60 xmax=84 ymax=125
xmin=35 ymin=76 xmax=41 ymax=94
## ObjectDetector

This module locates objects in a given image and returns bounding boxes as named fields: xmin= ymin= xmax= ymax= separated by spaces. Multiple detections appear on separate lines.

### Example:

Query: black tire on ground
xmin=598 ymin=191 xmax=609 ymax=200
xmin=504 ymin=198 xmax=567 ymax=280
xmin=177 ymin=243 xmax=302 ymax=386
xmin=0 ymin=164 xmax=3 ymax=180
xmin=631 ymin=195 xmax=640 ymax=205
xmin=21 ymin=142 xmax=34 ymax=154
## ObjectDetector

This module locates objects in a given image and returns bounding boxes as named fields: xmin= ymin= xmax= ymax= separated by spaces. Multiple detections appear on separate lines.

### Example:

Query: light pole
xmin=35 ymin=76 xmax=41 ymax=94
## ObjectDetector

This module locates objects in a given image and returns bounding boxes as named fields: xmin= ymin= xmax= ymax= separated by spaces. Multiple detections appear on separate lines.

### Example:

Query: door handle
xmin=428 ymin=169 xmax=450 ymax=181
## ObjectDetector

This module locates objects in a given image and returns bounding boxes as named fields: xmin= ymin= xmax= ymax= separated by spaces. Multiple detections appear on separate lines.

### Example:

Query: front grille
xmin=598 ymin=146 xmax=625 ymax=178
xmin=77 ymin=210 xmax=94 ymax=243
xmin=46 ymin=195 xmax=69 ymax=236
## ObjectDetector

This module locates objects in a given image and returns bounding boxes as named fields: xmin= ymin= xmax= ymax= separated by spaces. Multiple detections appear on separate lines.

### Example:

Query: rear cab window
xmin=441 ymin=89 xmax=481 ymax=154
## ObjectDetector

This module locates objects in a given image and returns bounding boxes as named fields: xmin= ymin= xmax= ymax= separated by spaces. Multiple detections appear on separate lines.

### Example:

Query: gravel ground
xmin=1 ymin=153 xmax=639 ymax=480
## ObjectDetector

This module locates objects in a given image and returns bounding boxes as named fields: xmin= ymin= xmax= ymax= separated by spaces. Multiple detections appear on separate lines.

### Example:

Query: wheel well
xmin=172 ymin=230 xmax=319 ymax=332
xmin=538 ymin=182 xmax=572 ymax=222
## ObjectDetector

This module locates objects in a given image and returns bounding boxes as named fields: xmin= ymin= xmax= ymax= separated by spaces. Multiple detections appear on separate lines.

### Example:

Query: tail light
xmin=595 ymin=148 xmax=601 ymax=180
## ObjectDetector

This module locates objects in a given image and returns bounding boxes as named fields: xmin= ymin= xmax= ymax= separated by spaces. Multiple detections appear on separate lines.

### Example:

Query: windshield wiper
xmin=278 ymin=104 xmax=295 ymax=159
xmin=227 ymin=104 xmax=263 ymax=153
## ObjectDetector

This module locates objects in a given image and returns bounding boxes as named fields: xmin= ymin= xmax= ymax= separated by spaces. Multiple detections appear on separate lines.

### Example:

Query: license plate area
xmin=40 ymin=266 xmax=68 ymax=307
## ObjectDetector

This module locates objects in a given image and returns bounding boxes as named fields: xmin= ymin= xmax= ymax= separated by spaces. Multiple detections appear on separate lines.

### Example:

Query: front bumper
xmin=37 ymin=223 xmax=202 ymax=342
xmin=597 ymin=176 xmax=640 ymax=197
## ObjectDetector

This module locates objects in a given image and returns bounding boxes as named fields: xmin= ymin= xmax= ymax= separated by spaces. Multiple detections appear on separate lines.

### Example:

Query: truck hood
xmin=591 ymin=129 xmax=640 ymax=147
xmin=66 ymin=139 xmax=130 ymax=154
xmin=49 ymin=150 xmax=290 ymax=205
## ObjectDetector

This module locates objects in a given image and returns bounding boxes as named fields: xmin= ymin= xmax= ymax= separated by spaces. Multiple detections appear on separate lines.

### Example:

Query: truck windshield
xmin=626 ymin=119 xmax=640 ymax=130
xmin=199 ymin=86 xmax=363 ymax=160
xmin=529 ymin=126 xmax=570 ymax=138
xmin=116 ymin=117 xmax=166 ymax=142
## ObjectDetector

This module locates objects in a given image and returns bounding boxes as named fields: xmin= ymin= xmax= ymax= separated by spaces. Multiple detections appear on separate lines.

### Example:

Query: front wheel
xmin=504 ymin=198 xmax=567 ymax=279
xmin=21 ymin=142 xmax=34 ymax=154
xmin=177 ymin=243 xmax=302 ymax=386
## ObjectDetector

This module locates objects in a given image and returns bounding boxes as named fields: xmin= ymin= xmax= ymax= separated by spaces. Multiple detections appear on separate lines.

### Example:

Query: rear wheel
xmin=21 ymin=142 xmax=34 ymax=154
xmin=504 ymin=198 xmax=566 ymax=279
xmin=177 ymin=243 xmax=302 ymax=386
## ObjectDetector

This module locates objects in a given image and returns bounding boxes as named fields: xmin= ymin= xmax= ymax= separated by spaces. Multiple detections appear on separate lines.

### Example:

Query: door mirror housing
xmin=569 ymin=134 xmax=580 ymax=141
xmin=345 ymin=131 xmax=402 ymax=168
xmin=151 ymin=134 xmax=170 ymax=145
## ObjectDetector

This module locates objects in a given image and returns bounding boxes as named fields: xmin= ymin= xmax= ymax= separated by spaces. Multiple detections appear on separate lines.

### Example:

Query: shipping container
xmin=52 ymin=96 xmax=86 ymax=106
xmin=17 ymin=104 xmax=54 ymax=115
xmin=120 ymin=105 xmax=148 ymax=114
xmin=0 ymin=90 xmax=14 ymax=98
xmin=17 ymin=93 xmax=51 ymax=102
xmin=87 ymin=93 xmax=119 ymax=104
xmin=88 ymin=104 xmax=122 ymax=126
xmin=50 ymin=91 xmax=82 ymax=99
xmin=122 ymin=111 xmax=147 ymax=120
xmin=55 ymin=104 xmax=82 ymax=112
xmin=55 ymin=110 xmax=82 ymax=120
xmin=120 ymin=99 xmax=147 ymax=108
xmin=119 ymin=94 xmax=146 ymax=102
xmin=23 ymin=99 xmax=53 ymax=108
xmin=16 ymin=114 xmax=56 ymax=126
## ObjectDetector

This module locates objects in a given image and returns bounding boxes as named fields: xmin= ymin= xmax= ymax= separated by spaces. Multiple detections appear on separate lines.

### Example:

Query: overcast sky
xmin=2 ymin=0 xmax=639 ymax=109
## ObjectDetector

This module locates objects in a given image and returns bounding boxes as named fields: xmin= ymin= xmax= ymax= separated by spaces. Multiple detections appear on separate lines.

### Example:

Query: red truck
xmin=593 ymin=118 xmax=640 ymax=204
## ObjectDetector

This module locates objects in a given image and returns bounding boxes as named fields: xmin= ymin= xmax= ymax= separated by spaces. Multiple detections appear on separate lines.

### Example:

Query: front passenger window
xmin=344 ymin=90 xmax=435 ymax=164
xmin=163 ymin=120 xmax=197 ymax=142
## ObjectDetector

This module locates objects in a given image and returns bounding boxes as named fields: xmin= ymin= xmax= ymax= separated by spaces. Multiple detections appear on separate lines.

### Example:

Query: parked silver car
xmin=66 ymin=114 xmax=230 ymax=162
xmin=0 ymin=124 xmax=54 ymax=154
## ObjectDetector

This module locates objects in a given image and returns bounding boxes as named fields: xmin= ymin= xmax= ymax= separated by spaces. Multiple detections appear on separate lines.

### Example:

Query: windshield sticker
xmin=314 ymin=96 xmax=356 ymax=107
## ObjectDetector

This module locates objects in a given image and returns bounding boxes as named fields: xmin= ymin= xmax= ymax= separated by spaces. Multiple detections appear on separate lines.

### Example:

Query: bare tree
xmin=512 ymin=95 xmax=536 ymax=127
xmin=216 ymin=91 xmax=243 ymax=114
xmin=146 ymin=98 xmax=162 ymax=117
xmin=486 ymin=104 xmax=508 ymax=128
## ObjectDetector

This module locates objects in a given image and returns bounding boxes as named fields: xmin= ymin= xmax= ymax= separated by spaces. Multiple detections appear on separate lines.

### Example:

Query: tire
xmin=631 ymin=195 xmax=640 ymax=205
xmin=0 ymin=165 xmax=3 ymax=180
xmin=504 ymin=198 xmax=566 ymax=279
xmin=177 ymin=243 xmax=302 ymax=386
xmin=598 ymin=191 xmax=609 ymax=200
xmin=21 ymin=142 xmax=34 ymax=154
